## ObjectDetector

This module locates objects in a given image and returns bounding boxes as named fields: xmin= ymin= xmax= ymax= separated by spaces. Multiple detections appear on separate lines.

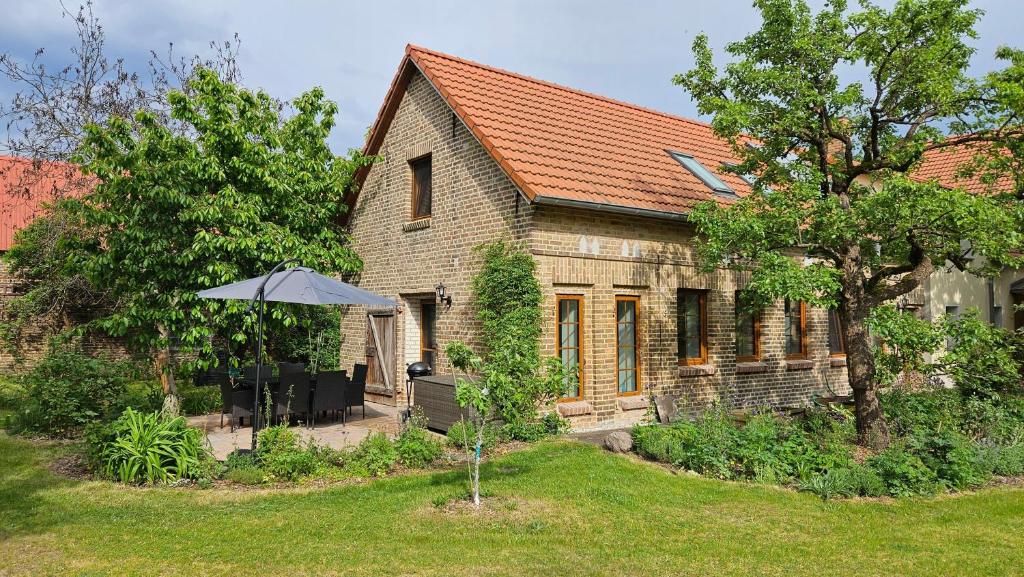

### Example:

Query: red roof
xmin=0 ymin=156 xmax=90 ymax=251
xmin=358 ymin=45 xmax=753 ymax=218
xmin=912 ymin=142 xmax=1014 ymax=194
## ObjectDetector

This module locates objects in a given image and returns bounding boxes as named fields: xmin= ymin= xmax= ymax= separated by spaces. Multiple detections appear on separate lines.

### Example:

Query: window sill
xmin=557 ymin=400 xmax=593 ymax=417
xmin=735 ymin=361 xmax=769 ymax=374
xmin=402 ymin=218 xmax=431 ymax=232
xmin=679 ymin=364 xmax=715 ymax=377
xmin=617 ymin=396 xmax=648 ymax=411
xmin=830 ymin=356 xmax=847 ymax=368
xmin=786 ymin=359 xmax=814 ymax=371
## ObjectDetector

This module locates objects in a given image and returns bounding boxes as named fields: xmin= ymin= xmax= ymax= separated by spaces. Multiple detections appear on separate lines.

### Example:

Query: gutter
xmin=532 ymin=195 xmax=690 ymax=222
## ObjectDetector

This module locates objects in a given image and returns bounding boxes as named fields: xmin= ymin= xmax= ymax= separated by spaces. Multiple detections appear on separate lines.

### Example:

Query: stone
xmin=604 ymin=430 xmax=634 ymax=453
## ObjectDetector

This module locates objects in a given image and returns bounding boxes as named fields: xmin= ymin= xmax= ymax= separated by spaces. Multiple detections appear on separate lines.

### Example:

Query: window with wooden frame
xmin=420 ymin=302 xmax=438 ymax=369
xmin=409 ymin=154 xmax=432 ymax=219
xmin=784 ymin=299 xmax=808 ymax=359
xmin=677 ymin=289 xmax=708 ymax=365
xmin=556 ymin=295 xmax=584 ymax=400
xmin=735 ymin=291 xmax=761 ymax=361
xmin=615 ymin=296 xmax=640 ymax=395
xmin=827 ymin=309 xmax=845 ymax=357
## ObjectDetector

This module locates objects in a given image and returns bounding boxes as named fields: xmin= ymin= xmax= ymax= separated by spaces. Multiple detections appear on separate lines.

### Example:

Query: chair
xmin=218 ymin=377 xmax=233 ymax=428
xmin=277 ymin=361 xmax=305 ymax=376
xmin=231 ymin=388 xmax=255 ymax=432
xmin=312 ymin=370 xmax=347 ymax=427
xmin=346 ymin=363 xmax=368 ymax=420
xmin=276 ymin=370 xmax=312 ymax=425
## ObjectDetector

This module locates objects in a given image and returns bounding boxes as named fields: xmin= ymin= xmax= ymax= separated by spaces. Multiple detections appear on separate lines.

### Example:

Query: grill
xmin=406 ymin=361 xmax=432 ymax=380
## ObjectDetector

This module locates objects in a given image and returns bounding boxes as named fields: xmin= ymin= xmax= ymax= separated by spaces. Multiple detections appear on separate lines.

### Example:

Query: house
xmin=909 ymin=145 xmax=1023 ymax=335
xmin=337 ymin=46 xmax=850 ymax=429
xmin=0 ymin=155 xmax=113 ymax=370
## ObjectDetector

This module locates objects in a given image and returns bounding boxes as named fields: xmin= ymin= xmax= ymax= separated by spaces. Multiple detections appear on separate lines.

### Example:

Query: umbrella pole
xmin=251 ymin=288 xmax=265 ymax=451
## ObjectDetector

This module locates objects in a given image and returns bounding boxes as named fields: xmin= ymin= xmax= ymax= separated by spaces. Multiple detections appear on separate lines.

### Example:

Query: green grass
xmin=2 ymin=433 xmax=1023 ymax=576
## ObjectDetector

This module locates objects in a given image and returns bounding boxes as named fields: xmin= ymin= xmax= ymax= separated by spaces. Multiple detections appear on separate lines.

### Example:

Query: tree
xmin=445 ymin=241 xmax=569 ymax=506
xmin=675 ymin=0 xmax=1024 ymax=446
xmin=70 ymin=68 xmax=371 ymax=396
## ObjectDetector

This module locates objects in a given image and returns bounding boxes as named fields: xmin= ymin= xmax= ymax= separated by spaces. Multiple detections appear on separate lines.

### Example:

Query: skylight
xmin=668 ymin=151 xmax=735 ymax=196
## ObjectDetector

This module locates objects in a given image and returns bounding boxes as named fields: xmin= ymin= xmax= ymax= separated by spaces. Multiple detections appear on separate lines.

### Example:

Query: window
xmin=410 ymin=154 xmax=432 ymax=219
xmin=557 ymin=296 xmax=584 ymax=400
xmin=735 ymin=291 xmax=760 ymax=361
xmin=994 ymin=305 xmax=1004 ymax=329
xmin=827 ymin=309 xmax=845 ymax=357
xmin=420 ymin=302 xmax=437 ymax=369
xmin=784 ymin=299 xmax=808 ymax=359
xmin=677 ymin=289 xmax=708 ymax=365
xmin=616 ymin=296 xmax=640 ymax=395
xmin=668 ymin=151 xmax=735 ymax=195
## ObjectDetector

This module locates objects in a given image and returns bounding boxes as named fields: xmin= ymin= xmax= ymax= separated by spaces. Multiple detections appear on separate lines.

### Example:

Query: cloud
xmin=1 ymin=0 xmax=1018 ymax=153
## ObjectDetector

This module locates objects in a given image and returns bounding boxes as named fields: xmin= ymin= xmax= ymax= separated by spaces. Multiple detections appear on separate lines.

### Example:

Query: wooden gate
xmin=365 ymin=312 xmax=396 ymax=393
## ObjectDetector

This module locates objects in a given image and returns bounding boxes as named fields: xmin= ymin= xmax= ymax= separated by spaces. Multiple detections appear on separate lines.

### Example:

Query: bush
xmin=447 ymin=419 xmax=499 ymax=453
xmin=178 ymin=383 xmax=222 ymax=416
xmin=95 ymin=408 xmax=210 ymax=484
xmin=908 ymin=430 xmax=988 ymax=490
xmin=224 ymin=451 xmax=266 ymax=485
xmin=800 ymin=465 xmax=886 ymax=500
xmin=350 ymin=433 xmax=399 ymax=477
xmin=941 ymin=310 xmax=1022 ymax=399
xmin=8 ymin=350 xmax=137 ymax=437
xmin=395 ymin=411 xmax=443 ymax=469
xmin=867 ymin=442 xmax=940 ymax=497
xmin=255 ymin=425 xmax=319 ymax=481
xmin=502 ymin=412 xmax=571 ymax=442
xmin=977 ymin=444 xmax=1024 ymax=477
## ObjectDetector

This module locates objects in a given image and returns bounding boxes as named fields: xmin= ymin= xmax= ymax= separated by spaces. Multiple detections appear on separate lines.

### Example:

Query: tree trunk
xmin=841 ymin=303 xmax=891 ymax=449
xmin=472 ymin=427 xmax=483 ymax=507
xmin=155 ymin=325 xmax=179 ymax=398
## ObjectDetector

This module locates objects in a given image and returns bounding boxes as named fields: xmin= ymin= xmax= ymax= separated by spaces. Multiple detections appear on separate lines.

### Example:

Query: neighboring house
xmin=0 ymin=155 xmax=119 ymax=370
xmin=909 ymin=146 xmax=1023 ymax=336
xmin=338 ymin=46 xmax=850 ymax=429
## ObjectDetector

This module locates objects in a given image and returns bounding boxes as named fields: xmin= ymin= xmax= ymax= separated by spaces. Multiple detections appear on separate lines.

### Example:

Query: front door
xmin=365 ymin=312 xmax=396 ymax=393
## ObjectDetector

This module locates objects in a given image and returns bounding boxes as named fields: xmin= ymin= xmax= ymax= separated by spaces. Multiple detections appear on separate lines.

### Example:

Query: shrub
xmin=447 ymin=419 xmax=498 ymax=453
xmin=395 ymin=426 xmax=443 ymax=468
xmin=255 ymin=425 xmax=319 ymax=481
xmin=977 ymin=444 xmax=1024 ymax=477
xmin=96 ymin=408 xmax=210 ymax=484
xmin=502 ymin=412 xmax=571 ymax=442
xmin=800 ymin=465 xmax=886 ymax=500
xmin=867 ymin=442 xmax=940 ymax=497
xmin=350 ymin=433 xmax=399 ymax=477
xmin=908 ymin=430 xmax=989 ymax=490
xmin=941 ymin=310 xmax=1022 ymax=399
xmin=178 ymin=383 xmax=222 ymax=416
xmin=224 ymin=451 xmax=266 ymax=485
xmin=8 ymin=350 xmax=136 ymax=437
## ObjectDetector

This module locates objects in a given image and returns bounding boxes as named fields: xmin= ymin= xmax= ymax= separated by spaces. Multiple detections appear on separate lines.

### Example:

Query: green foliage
xmin=977 ymin=444 xmax=1024 ymax=477
xmin=255 ymin=425 xmax=319 ymax=481
xmin=940 ymin=310 xmax=1023 ymax=399
xmin=502 ymin=411 xmax=570 ymax=442
xmin=866 ymin=305 xmax=944 ymax=385
xmin=94 ymin=408 xmax=210 ymax=484
xmin=267 ymin=305 xmax=342 ymax=371
xmin=395 ymin=426 xmax=443 ymax=469
xmin=349 ymin=432 xmax=399 ymax=477
xmin=6 ymin=349 xmax=145 ymax=437
xmin=177 ymin=383 xmax=222 ymax=416
xmin=800 ymin=465 xmax=886 ymax=500
xmin=65 ymin=68 xmax=372 ymax=373
xmin=446 ymin=418 xmax=498 ymax=454
xmin=866 ymin=443 xmax=940 ymax=497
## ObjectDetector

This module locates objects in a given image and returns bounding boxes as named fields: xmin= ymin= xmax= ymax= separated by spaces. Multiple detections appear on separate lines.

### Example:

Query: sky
xmin=0 ymin=0 xmax=1019 ymax=154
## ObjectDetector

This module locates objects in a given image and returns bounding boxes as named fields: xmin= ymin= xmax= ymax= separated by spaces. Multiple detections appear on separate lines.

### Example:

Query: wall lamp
xmin=436 ymin=282 xmax=453 ymax=310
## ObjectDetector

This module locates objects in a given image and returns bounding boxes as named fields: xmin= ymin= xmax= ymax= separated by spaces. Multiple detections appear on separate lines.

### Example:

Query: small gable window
xmin=668 ymin=151 xmax=734 ymax=196
xmin=410 ymin=154 xmax=432 ymax=219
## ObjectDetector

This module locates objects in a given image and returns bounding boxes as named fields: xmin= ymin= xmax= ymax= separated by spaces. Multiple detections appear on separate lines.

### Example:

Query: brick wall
xmin=339 ymin=72 xmax=532 ymax=405
xmin=341 ymin=68 xmax=849 ymax=426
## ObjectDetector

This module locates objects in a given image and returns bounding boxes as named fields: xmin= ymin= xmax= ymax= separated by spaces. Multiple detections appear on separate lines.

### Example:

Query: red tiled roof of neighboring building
xmin=0 ymin=156 xmax=90 ymax=251
xmin=912 ymin=142 xmax=1014 ymax=194
xmin=355 ymin=45 xmax=753 ymax=218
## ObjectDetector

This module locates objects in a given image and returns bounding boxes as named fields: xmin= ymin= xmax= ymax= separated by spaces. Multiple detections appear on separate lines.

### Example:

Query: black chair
xmin=277 ymin=361 xmax=305 ymax=376
xmin=312 ymin=370 xmax=347 ymax=426
xmin=276 ymin=370 xmax=312 ymax=425
xmin=346 ymin=363 xmax=368 ymax=420
xmin=231 ymin=388 xmax=255 ymax=432
xmin=218 ymin=377 xmax=233 ymax=429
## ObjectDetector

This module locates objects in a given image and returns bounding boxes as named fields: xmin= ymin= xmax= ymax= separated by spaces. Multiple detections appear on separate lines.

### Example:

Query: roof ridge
xmin=405 ymin=44 xmax=719 ymax=133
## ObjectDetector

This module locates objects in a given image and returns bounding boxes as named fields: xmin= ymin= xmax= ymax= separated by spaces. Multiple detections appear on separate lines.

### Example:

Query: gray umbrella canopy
xmin=197 ymin=266 xmax=396 ymax=307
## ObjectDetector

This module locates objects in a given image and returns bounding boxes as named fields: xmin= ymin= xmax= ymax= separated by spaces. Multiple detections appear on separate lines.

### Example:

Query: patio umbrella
xmin=198 ymin=260 xmax=397 ymax=450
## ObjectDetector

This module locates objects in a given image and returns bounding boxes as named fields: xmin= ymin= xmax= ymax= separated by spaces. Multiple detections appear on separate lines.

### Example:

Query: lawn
xmin=2 ymin=433 xmax=1023 ymax=577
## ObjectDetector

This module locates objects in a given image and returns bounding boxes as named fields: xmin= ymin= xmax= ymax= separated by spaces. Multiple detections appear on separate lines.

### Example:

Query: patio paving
xmin=188 ymin=401 xmax=402 ymax=460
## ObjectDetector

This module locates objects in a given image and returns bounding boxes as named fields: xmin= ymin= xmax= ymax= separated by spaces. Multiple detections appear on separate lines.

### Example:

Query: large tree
xmin=69 ymin=69 xmax=370 ymax=395
xmin=675 ymin=0 xmax=1024 ymax=446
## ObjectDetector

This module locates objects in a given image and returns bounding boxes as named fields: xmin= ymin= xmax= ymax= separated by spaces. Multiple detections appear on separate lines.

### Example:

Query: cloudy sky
xmin=1 ymin=0 xmax=1018 ymax=153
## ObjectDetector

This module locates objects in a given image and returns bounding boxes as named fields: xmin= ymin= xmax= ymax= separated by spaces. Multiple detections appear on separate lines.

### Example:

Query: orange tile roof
xmin=356 ymin=45 xmax=753 ymax=218
xmin=912 ymin=142 xmax=1014 ymax=194
xmin=0 ymin=156 xmax=90 ymax=251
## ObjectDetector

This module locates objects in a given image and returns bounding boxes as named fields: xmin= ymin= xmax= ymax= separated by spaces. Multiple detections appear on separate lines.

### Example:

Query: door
xmin=365 ymin=312 xmax=396 ymax=392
